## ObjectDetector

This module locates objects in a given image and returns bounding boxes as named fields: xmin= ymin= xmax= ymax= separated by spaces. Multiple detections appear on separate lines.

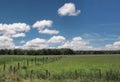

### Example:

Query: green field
xmin=0 ymin=55 xmax=120 ymax=82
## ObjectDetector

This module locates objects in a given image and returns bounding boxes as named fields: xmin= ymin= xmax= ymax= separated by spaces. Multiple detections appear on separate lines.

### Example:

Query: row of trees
xmin=76 ymin=50 xmax=120 ymax=54
xmin=0 ymin=48 xmax=120 ymax=55
xmin=0 ymin=48 xmax=74 ymax=55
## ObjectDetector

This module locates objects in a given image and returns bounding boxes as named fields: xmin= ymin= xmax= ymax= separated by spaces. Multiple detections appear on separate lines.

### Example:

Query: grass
xmin=0 ymin=55 xmax=120 ymax=82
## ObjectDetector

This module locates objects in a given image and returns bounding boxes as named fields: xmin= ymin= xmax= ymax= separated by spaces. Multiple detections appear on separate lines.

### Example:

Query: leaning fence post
xmin=3 ymin=63 xmax=6 ymax=71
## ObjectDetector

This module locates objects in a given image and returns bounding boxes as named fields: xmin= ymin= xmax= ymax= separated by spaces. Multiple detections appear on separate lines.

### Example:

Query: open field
xmin=0 ymin=55 xmax=120 ymax=82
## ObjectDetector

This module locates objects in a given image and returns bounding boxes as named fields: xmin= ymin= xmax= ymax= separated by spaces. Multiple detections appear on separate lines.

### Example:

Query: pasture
xmin=0 ymin=55 xmax=120 ymax=82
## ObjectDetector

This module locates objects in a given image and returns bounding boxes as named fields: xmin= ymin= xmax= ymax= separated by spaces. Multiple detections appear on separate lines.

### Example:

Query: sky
xmin=0 ymin=0 xmax=120 ymax=50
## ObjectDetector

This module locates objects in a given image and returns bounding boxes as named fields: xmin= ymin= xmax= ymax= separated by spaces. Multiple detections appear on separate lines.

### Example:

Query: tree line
xmin=0 ymin=48 xmax=120 ymax=55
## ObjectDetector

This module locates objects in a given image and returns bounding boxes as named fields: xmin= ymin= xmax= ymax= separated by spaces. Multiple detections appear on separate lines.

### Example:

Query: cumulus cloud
xmin=113 ymin=41 xmax=120 ymax=46
xmin=23 ymin=38 xmax=48 ymax=49
xmin=48 ymin=35 xmax=66 ymax=43
xmin=17 ymin=36 xmax=94 ymax=50
xmin=0 ymin=23 xmax=30 ymax=38
xmin=33 ymin=20 xmax=59 ymax=35
xmin=33 ymin=20 xmax=53 ymax=29
xmin=39 ymin=29 xmax=59 ymax=35
xmin=58 ymin=3 xmax=80 ymax=16
xmin=22 ymin=36 xmax=66 ymax=49
xmin=11 ymin=33 xmax=26 ymax=38
xmin=0 ymin=36 xmax=15 ymax=49
xmin=105 ymin=41 xmax=120 ymax=50
xmin=0 ymin=22 xmax=30 ymax=49
xmin=72 ymin=37 xmax=82 ymax=41
xmin=20 ymin=40 xmax=26 ymax=44
xmin=59 ymin=36 xmax=93 ymax=50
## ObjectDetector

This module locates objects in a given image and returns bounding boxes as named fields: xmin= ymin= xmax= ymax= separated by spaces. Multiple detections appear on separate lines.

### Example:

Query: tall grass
xmin=0 ymin=55 xmax=120 ymax=82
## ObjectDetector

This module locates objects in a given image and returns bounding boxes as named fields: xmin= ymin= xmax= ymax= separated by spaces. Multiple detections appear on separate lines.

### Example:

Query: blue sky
xmin=0 ymin=0 xmax=120 ymax=50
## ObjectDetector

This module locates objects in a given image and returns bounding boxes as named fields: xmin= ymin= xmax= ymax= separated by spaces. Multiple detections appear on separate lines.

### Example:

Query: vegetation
xmin=1 ymin=48 xmax=120 ymax=55
xmin=0 ymin=55 xmax=120 ymax=82
xmin=0 ymin=49 xmax=74 ymax=55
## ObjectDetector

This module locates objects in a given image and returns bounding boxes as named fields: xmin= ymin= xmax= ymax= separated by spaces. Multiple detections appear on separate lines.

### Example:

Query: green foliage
xmin=0 ymin=48 xmax=74 ymax=55
xmin=1 ymin=48 xmax=120 ymax=55
xmin=0 ymin=55 xmax=120 ymax=82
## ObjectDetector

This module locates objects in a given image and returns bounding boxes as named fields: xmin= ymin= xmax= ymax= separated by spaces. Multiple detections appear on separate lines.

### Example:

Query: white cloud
xmin=0 ymin=23 xmax=30 ymax=38
xmin=58 ymin=3 xmax=80 ymax=16
xmin=39 ymin=29 xmax=59 ymax=35
xmin=59 ymin=36 xmax=93 ymax=50
xmin=33 ymin=20 xmax=59 ymax=35
xmin=11 ymin=33 xmax=25 ymax=38
xmin=10 ymin=23 xmax=30 ymax=32
xmin=113 ymin=41 xmax=120 ymax=46
xmin=22 ymin=36 xmax=66 ymax=49
xmin=0 ymin=22 xmax=30 ymax=49
xmin=72 ymin=37 xmax=82 ymax=41
xmin=33 ymin=20 xmax=53 ymax=29
xmin=19 ymin=36 xmax=94 ymax=50
xmin=23 ymin=38 xmax=48 ymax=49
xmin=0 ymin=36 xmax=15 ymax=49
xmin=20 ymin=40 xmax=26 ymax=44
xmin=48 ymin=35 xmax=66 ymax=43
xmin=105 ymin=41 xmax=120 ymax=50
xmin=105 ymin=44 xmax=113 ymax=49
